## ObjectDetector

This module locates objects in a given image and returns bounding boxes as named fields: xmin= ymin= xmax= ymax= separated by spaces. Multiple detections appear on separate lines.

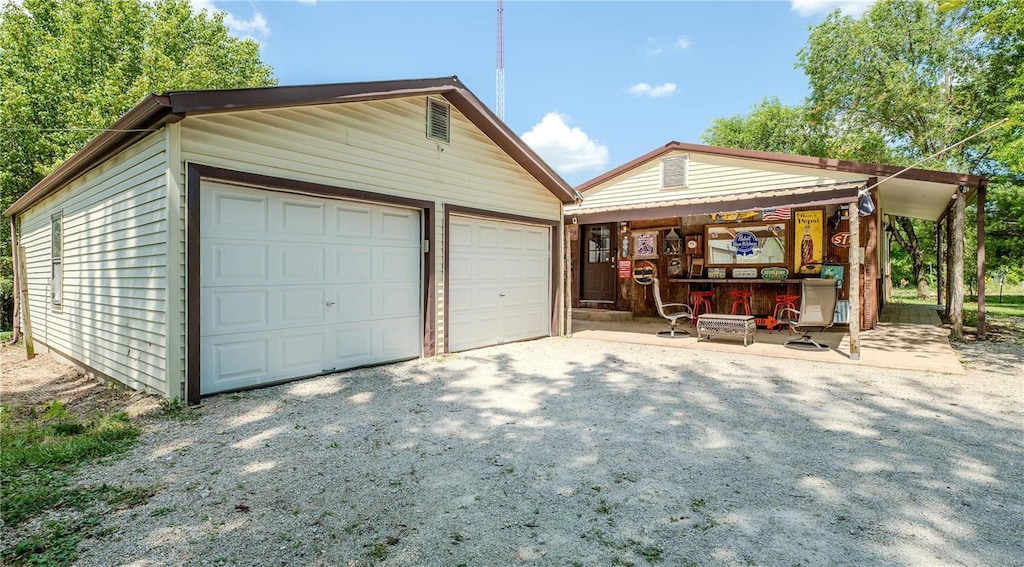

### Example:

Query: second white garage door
xmin=447 ymin=214 xmax=551 ymax=352
xmin=200 ymin=183 xmax=422 ymax=394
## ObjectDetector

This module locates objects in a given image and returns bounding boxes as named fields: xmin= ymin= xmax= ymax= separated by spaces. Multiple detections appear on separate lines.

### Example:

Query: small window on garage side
xmin=661 ymin=154 xmax=689 ymax=190
xmin=51 ymin=212 xmax=62 ymax=308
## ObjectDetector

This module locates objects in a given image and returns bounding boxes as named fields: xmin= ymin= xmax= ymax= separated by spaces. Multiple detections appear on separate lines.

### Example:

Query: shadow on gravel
xmin=79 ymin=341 xmax=1023 ymax=567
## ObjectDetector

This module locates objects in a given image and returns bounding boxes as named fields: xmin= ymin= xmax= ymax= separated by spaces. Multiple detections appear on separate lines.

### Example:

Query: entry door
xmin=581 ymin=224 xmax=616 ymax=302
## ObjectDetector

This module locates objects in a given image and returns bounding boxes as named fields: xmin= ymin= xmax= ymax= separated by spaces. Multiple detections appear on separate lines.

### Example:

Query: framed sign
xmin=668 ymin=257 xmax=684 ymax=277
xmin=706 ymin=222 xmax=787 ymax=267
xmin=688 ymin=257 xmax=704 ymax=278
xmin=634 ymin=231 xmax=658 ymax=259
xmin=794 ymin=210 xmax=824 ymax=275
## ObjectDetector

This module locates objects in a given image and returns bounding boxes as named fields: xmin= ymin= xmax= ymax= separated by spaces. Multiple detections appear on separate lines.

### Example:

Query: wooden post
xmin=16 ymin=245 xmax=34 ymax=359
xmin=861 ymin=186 xmax=878 ymax=329
xmin=848 ymin=201 xmax=860 ymax=360
xmin=8 ymin=217 xmax=20 ymax=344
xmin=945 ymin=214 xmax=953 ymax=318
xmin=565 ymin=224 xmax=573 ymax=336
xmin=950 ymin=189 xmax=966 ymax=339
xmin=935 ymin=220 xmax=944 ymax=307
xmin=976 ymin=183 xmax=986 ymax=339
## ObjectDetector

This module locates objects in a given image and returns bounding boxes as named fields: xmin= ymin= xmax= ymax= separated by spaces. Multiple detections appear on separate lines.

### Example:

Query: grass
xmin=0 ymin=330 xmax=12 ymax=341
xmin=889 ymin=287 xmax=1024 ymax=333
xmin=0 ymin=403 xmax=146 ymax=566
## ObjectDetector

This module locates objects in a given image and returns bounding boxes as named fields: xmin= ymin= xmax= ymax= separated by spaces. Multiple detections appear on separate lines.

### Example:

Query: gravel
xmin=21 ymin=337 xmax=1024 ymax=565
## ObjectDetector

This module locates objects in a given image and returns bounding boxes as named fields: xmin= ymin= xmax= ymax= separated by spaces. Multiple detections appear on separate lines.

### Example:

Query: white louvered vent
xmin=427 ymin=98 xmax=450 ymax=143
xmin=661 ymin=154 xmax=689 ymax=189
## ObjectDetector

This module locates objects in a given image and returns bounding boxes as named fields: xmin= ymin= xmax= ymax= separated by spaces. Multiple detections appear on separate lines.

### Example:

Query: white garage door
xmin=447 ymin=215 xmax=551 ymax=352
xmin=200 ymin=183 xmax=422 ymax=394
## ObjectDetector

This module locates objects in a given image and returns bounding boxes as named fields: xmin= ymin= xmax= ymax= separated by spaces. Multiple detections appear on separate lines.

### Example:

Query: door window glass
xmin=587 ymin=225 xmax=611 ymax=263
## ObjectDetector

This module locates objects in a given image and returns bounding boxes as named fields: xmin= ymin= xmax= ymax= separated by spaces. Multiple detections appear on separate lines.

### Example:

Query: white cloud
xmin=646 ymin=36 xmax=692 ymax=57
xmin=790 ymin=0 xmax=874 ymax=16
xmin=191 ymin=0 xmax=269 ymax=37
xmin=521 ymin=113 xmax=609 ymax=176
xmin=626 ymin=82 xmax=677 ymax=98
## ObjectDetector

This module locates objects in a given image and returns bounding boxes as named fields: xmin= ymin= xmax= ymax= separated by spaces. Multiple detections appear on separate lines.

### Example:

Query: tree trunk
xmin=891 ymin=216 xmax=929 ymax=299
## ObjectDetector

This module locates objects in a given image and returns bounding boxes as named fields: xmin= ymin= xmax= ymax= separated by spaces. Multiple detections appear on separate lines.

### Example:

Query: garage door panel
xmin=210 ymin=192 xmax=269 ymax=234
xmin=280 ymin=333 xmax=327 ymax=372
xmin=201 ymin=182 xmax=422 ymax=395
xmin=201 ymin=338 xmax=269 ymax=394
xmin=280 ymin=246 xmax=327 ymax=281
xmin=335 ymin=205 xmax=374 ymax=239
xmin=378 ymin=248 xmax=421 ymax=280
xmin=280 ymin=288 xmax=326 ymax=326
xmin=373 ymin=283 xmax=421 ymax=318
xmin=334 ymin=248 xmax=373 ymax=280
xmin=334 ymin=328 xmax=373 ymax=366
xmin=205 ymin=242 xmax=269 ymax=285
xmin=379 ymin=210 xmax=420 ymax=243
xmin=448 ymin=215 xmax=551 ymax=352
xmin=204 ymin=290 xmax=269 ymax=334
xmin=280 ymin=200 xmax=325 ymax=235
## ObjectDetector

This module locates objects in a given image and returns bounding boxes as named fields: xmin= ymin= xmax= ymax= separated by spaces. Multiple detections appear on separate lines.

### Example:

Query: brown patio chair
xmin=652 ymin=277 xmax=693 ymax=338
xmin=779 ymin=278 xmax=839 ymax=350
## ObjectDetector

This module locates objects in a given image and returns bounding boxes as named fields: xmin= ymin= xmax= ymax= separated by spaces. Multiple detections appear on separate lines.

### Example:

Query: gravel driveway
xmin=61 ymin=337 xmax=1023 ymax=566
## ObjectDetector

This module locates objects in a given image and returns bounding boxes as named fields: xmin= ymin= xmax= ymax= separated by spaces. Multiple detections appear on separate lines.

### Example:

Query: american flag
xmin=762 ymin=207 xmax=791 ymax=221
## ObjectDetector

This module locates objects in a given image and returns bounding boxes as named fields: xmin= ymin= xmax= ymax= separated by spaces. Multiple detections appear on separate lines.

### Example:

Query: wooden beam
xmin=848 ymin=202 xmax=860 ymax=360
xmin=950 ymin=189 xmax=966 ymax=339
xmin=976 ymin=182 xmax=987 ymax=339
xmin=16 ymin=245 xmax=34 ymax=360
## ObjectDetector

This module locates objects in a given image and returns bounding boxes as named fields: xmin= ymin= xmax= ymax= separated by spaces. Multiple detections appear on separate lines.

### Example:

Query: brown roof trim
xmin=575 ymin=141 xmax=986 ymax=193
xmin=6 ymin=76 xmax=576 ymax=217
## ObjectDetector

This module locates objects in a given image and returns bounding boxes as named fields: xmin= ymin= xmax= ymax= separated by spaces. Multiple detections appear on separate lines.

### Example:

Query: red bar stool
xmin=728 ymin=290 xmax=752 ymax=315
xmin=771 ymin=294 xmax=800 ymax=334
xmin=689 ymin=291 xmax=715 ymax=325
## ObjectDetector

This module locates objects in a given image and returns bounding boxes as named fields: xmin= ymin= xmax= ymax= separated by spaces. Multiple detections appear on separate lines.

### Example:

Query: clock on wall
xmin=684 ymin=235 xmax=702 ymax=255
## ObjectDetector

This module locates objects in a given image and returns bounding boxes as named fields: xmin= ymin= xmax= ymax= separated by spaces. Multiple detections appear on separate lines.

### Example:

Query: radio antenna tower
xmin=496 ymin=0 xmax=505 ymax=120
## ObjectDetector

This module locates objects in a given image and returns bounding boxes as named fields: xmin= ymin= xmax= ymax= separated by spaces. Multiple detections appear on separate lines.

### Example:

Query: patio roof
xmin=573 ymin=142 xmax=987 ymax=222
xmin=565 ymin=181 xmax=864 ymax=224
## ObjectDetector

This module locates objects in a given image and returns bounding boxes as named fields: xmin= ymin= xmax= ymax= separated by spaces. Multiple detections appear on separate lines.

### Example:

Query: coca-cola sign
xmin=830 ymin=232 xmax=852 ymax=248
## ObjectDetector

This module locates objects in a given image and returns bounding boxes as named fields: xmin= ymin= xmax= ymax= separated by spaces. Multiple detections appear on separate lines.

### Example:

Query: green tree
xmin=702 ymin=96 xmax=891 ymax=163
xmin=0 ymin=0 xmax=276 ymax=331
xmin=796 ymin=0 xmax=994 ymax=300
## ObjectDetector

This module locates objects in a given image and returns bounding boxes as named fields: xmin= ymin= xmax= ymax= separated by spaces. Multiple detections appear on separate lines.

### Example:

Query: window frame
xmin=51 ymin=212 xmax=63 ymax=309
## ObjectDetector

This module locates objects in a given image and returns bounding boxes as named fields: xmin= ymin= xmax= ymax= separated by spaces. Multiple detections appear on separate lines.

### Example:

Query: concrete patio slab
xmin=570 ymin=303 xmax=965 ymax=375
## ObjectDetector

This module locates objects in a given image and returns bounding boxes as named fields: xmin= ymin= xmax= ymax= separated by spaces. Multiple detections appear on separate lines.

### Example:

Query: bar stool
xmin=771 ymin=294 xmax=801 ymax=334
xmin=728 ymin=290 xmax=752 ymax=316
xmin=689 ymin=291 xmax=715 ymax=325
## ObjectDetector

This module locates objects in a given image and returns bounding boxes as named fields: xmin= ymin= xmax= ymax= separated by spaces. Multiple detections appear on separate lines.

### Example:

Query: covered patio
xmin=570 ymin=302 xmax=964 ymax=375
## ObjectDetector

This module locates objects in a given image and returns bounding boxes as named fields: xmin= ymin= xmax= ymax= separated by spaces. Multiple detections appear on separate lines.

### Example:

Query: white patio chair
xmin=779 ymin=278 xmax=839 ymax=350
xmin=652 ymin=277 xmax=693 ymax=338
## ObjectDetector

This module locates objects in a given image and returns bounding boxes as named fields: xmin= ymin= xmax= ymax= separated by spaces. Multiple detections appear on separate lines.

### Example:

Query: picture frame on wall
xmin=634 ymin=231 xmax=658 ymax=259
xmin=689 ymin=257 xmax=705 ymax=278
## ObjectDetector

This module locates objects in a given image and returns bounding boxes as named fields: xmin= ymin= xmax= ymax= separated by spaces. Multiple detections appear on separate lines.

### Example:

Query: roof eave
xmin=6 ymin=76 xmax=576 ymax=217
xmin=575 ymin=141 xmax=986 ymax=194
xmin=4 ymin=95 xmax=176 ymax=218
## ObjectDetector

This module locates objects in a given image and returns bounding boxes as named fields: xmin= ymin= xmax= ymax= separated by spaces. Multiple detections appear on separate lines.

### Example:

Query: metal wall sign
xmin=830 ymin=232 xmax=852 ymax=247
xmin=732 ymin=231 xmax=759 ymax=256
xmin=632 ymin=260 xmax=656 ymax=285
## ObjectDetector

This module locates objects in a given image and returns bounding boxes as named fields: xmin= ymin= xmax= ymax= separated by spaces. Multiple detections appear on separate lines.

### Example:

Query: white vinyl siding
xmin=579 ymin=151 xmax=868 ymax=209
xmin=19 ymin=132 xmax=170 ymax=396
xmin=179 ymin=97 xmax=562 ymax=353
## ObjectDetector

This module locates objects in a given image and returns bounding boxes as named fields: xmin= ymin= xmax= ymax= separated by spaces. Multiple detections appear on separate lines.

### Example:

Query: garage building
xmin=5 ymin=77 xmax=576 ymax=403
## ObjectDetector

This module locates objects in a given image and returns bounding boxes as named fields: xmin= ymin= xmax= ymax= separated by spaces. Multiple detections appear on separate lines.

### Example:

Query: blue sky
xmin=200 ymin=1 xmax=873 ymax=185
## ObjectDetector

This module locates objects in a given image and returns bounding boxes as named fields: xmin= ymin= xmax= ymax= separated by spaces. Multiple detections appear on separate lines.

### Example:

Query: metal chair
xmin=652 ymin=278 xmax=693 ymax=337
xmin=779 ymin=279 xmax=839 ymax=350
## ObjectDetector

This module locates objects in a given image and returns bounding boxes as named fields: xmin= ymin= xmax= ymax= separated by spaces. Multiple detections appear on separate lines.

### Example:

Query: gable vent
xmin=661 ymin=154 xmax=689 ymax=189
xmin=427 ymin=98 xmax=450 ymax=143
